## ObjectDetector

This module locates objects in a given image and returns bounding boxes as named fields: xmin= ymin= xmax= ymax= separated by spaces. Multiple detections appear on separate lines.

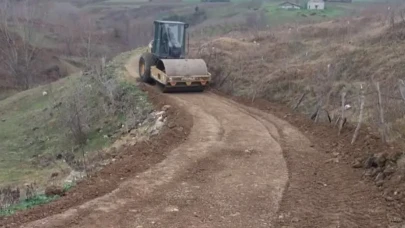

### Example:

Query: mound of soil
xmin=44 ymin=186 xmax=65 ymax=197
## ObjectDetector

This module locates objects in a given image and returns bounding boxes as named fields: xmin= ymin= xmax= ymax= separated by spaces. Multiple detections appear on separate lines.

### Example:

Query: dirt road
xmin=15 ymin=55 xmax=393 ymax=228
xmin=19 ymin=60 xmax=294 ymax=227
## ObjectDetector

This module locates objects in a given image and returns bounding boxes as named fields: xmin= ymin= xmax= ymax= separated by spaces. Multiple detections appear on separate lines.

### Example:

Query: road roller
xmin=138 ymin=20 xmax=211 ymax=92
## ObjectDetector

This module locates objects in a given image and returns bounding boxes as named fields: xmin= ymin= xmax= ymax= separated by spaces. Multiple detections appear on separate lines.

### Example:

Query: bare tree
xmin=63 ymin=86 xmax=89 ymax=146
xmin=60 ymin=14 xmax=80 ymax=56
xmin=0 ymin=0 xmax=48 ymax=89
xmin=311 ymin=65 xmax=333 ymax=123
xmin=79 ymin=17 xmax=95 ymax=65
xmin=57 ymin=77 xmax=91 ymax=175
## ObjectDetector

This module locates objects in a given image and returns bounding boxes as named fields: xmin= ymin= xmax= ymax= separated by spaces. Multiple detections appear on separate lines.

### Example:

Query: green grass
xmin=205 ymin=2 xmax=250 ymax=18
xmin=62 ymin=182 xmax=76 ymax=192
xmin=182 ymin=0 xmax=252 ymax=2
xmin=0 ymin=182 xmax=75 ymax=217
xmin=0 ymin=80 xmax=68 ymax=186
xmin=0 ymin=194 xmax=60 ymax=217
xmin=189 ymin=0 xmax=359 ymax=37
xmin=104 ymin=0 xmax=146 ymax=2
xmin=353 ymin=0 xmax=395 ymax=2
xmin=86 ymin=0 xmax=148 ymax=7
xmin=0 ymin=90 xmax=18 ymax=101
xmin=263 ymin=2 xmax=348 ymax=26
xmin=0 ymin=49 xmax=151 ymax=188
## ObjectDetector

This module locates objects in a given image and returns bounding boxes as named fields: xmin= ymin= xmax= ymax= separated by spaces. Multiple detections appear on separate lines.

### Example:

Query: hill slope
xmin=0 ymin=50 xmax=152 ymax=191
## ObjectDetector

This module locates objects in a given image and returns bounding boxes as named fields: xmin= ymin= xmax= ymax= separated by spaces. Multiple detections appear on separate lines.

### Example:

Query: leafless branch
xmin=398 ymin=79 xmax=405 ymax=104
xmin=293 ymin=92 xmax=307 ymax=111
xmin=0 ymin=0 xmax=46 ymax=89
xmin=338 ymin=91 xmax=346 ymax=135
xmin=375 ymin=81 xmax=388 ymax=143
xmin=352 ymin=84 xmax=365 ymax=144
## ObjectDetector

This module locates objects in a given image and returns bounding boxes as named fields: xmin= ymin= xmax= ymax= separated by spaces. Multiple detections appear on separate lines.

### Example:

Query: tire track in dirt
xmin=215 ymin=95 xmax=393 ymax=228
xmin=19 ymin=91 xmax=289 ymax=228
xmin=16 ymin=55 xmax=292 ymax=227
xmin=14 ymin=53 xmax=393 ymax=228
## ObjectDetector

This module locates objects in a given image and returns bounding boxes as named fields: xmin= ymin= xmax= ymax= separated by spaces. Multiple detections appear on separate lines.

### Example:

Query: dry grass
xmin=192 ymin=10 xmax=405 ymax=143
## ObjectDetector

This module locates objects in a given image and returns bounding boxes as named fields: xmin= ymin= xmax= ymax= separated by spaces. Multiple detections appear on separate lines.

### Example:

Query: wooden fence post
xmin=398 ymin=79 xmax=405 ymax=103
xmin=352 ymin=84 xmax=365 ymax=144
xmin=375 ymin=82 xmax=387 ymax=143
xmin=338 ymin=91 xmax=346 ymax=136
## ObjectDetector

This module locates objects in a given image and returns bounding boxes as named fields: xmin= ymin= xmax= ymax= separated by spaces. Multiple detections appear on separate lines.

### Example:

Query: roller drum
xmin=160 ymin=59 xmax=209 ymax=77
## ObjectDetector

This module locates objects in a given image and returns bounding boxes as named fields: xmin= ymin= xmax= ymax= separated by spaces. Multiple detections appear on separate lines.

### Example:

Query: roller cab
xmin=138 ymin=20 xmax=211 ymax=92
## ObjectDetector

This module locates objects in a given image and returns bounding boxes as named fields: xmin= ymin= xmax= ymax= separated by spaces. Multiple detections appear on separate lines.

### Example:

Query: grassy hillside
xmin=263 ymin=2 xmax=347 ymax=26
xmin=0 ymin=50 xmax=152 ymax=188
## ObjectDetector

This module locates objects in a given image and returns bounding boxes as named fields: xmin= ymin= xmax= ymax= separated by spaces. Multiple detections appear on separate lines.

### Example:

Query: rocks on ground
xmin=107 ymin=104 xmax=171 ymax=150
xmin=146 ymin=105 xmax=171 ymax=136
xmin=64 ymin=170 xmax=85 ymax=184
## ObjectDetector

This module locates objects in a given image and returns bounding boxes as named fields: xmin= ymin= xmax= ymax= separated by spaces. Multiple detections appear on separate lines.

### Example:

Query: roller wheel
xmin=139 ymin=53 xmax=155 ymax=84
xmin=191 ymin=86 xmax=205 ymax=92
xmin=159 ymin=84 xmax=205 ymax=93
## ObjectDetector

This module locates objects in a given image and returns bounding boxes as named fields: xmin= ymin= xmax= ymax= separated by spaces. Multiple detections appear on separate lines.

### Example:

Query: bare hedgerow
xmin=60 ymin=76 xmax=91 ymax=146
xmin=0 ymin=183 xmax=41 ymax=211
xmin=58 ymin=59 xmax=118 ymax=147
xmin=0 ymin=0 xmax=48 ymax=89
xmin=55 ymin=55 xmax=152 ymax=174
xmin=87 ymin=57 xmax=122 ymax=115
xmin=57 ymin=75 xmax=93 ymax=173
xmin=24 ymin=183 xmax=37 ymax=200
xmin=88 ymin=62 xmax=148 ymax=130
xmin=0 ymin=186 xmax=20 ymax=209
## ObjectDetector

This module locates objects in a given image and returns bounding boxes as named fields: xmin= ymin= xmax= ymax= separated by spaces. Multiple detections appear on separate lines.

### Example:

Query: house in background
xmin=278 ymin=1 xmax=302 ymax=10
xmin=307 ymin=0 xmax=325 ymax=10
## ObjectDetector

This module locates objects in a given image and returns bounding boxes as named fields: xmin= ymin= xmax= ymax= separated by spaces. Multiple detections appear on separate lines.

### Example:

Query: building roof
xmin=279 ymin=1 xmax=301 ymax=7
xmin=308 ymin=0 xmax=324 ymax=2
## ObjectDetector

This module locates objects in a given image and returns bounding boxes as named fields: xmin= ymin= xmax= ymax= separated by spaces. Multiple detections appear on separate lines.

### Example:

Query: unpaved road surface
xmin=20 ymin=56 xmax=292 ymax=228
xmin=16 ymin=55 xmax=392 ymax=228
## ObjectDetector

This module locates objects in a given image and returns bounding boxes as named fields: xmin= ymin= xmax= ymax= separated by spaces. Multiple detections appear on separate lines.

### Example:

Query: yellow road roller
xmin=139 ymin=20 xmax=211 ymax=92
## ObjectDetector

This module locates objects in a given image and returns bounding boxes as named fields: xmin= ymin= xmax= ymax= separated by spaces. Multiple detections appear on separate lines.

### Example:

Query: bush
xmin=56 ymin=54 xmax=152 ymax=172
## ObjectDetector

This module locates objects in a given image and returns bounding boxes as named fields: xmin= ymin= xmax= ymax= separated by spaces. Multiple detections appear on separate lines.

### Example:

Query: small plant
xmin=0 ymin=181 xmax=76 ymax=217
xmin=0 ymin=194 xmax=59 ymax=217
xmin=62 ymin=182 xmax=76 ymax=193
